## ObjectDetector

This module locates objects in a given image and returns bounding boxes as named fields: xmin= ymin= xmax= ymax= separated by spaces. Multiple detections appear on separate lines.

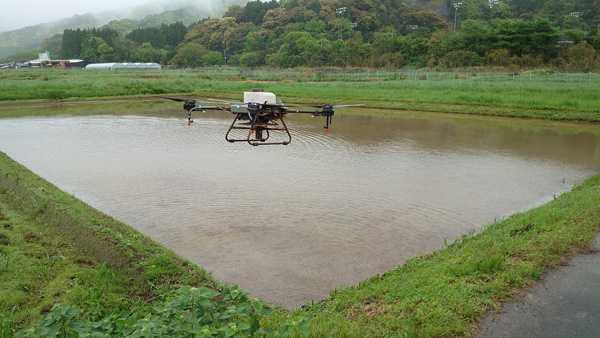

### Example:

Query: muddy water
xmin=1 ymin=108 xmax=599 ymax=308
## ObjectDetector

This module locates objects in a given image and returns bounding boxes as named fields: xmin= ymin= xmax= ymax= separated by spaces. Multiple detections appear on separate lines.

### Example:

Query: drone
xmin=159 ymin=89 xmax=361 ymax=146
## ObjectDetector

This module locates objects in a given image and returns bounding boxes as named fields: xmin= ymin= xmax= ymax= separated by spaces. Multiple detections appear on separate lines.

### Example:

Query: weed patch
xmin=0 ymin=232 xmax=9 ymax=245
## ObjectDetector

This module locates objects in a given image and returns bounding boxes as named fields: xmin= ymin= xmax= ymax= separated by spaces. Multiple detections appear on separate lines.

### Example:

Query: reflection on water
xmin=0 ymin=108 xmax=599 ymax=308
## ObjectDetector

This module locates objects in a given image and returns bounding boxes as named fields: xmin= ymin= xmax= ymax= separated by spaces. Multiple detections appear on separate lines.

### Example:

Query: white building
xmin=28 ymin=51 xmax=85 ymax=69
xmin=85 ymin=63 xmax=162 ymax=71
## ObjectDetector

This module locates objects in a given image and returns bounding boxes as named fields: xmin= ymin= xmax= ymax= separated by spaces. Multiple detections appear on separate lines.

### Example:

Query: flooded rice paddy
xmin=1 ymin=105 xmax=599 ymax=308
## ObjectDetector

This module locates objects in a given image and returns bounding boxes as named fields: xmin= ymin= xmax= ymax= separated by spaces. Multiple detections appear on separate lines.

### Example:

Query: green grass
xmin=1 ymin=69 xmax=600 ymax=122
xmin=0 ymin=151 xmax=217 ymax=335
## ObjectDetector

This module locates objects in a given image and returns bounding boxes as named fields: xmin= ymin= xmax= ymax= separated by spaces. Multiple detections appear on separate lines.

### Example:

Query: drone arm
xmin=287 ymin=109 xmax=333 ymax=116
xmin=288 ymin=108 xmax=334 ymax=130
xmin=184 ymin=102 xmax=230 ymax=125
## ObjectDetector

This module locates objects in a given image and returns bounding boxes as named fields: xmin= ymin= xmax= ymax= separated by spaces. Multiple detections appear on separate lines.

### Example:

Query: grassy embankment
xmin=297 ymin=179 xmax=600 ymax=336
xmin=1 ymin=69 xmax=599 ymax=336
xmin=0 ymin=152 xmax=304 ymax=337
xmin=1 ymin=69 xmax=600 ymax=122
xmin=0 ymin=150 xmax=216 ymax=333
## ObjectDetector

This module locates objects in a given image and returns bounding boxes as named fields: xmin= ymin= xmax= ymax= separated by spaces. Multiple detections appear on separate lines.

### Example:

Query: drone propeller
xmin=331 ymin=104 xmax=364 ymax=109
xmin=156 ymin=95 xmax=187 ymax=102
xmin=298 ymin=103 xmax=363 ymax=109
xmin=156 ymin=96 xmax=231 ymax=105
xmin=208 ymin=98 xmax=246 ymax=105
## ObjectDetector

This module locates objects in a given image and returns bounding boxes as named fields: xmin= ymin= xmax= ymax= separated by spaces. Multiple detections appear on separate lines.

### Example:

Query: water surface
xmin=1 ymin=107 xmax=598 ymax=308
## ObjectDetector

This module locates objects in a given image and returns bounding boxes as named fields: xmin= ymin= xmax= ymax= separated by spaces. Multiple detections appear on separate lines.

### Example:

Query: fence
xmin=178 ymin=68 xmax=600 ymax=84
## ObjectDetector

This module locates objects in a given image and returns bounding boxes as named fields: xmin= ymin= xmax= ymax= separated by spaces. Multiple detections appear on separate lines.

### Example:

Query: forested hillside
xmin=3 ymin=0 xmax=600 ymax=70
xmin=0 ymin=0 xmax=249 ymax=58
xmin=0 ymin=14 xmax=98 ymax=58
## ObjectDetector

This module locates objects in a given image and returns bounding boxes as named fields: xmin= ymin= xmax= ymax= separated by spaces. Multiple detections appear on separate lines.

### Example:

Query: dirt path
xmin=475 ymin=234 xmax=600 ymax=337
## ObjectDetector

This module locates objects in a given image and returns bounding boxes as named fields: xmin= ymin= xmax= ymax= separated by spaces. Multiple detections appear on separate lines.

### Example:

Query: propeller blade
xmin=293 ymin=104 xmax=325 ymax=108
xmin=156 ymin=96 xmax=231 ymax=105
xmin=156 ymin=95 xmax=186 ymax=102
xmin=332 ymin=104 xmax=364 ymax=109
xmin=198 ymin=101 xmax=231 ymax=105
xmin=286 ymin=109 xmax=325 ymax=114
xmin=192 ymin=106 xmax=224 ymax=110
xmin=209 ymin=98 xmax=246 ymax=105
xmin=288 ymin=103 xmax=363 ymax=109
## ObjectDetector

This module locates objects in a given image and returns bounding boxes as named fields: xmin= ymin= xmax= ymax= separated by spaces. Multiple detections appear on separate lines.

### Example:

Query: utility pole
xmin=570 ymin=11 xmax=584 ymax=31
xmin=348 ymin=22 xmax=357 ymax=38
xmin=488 ymin=0 xmax=498 ymax=28
xmin=453 ymin=2 xmax=462 ymax=36
xmin=336 ymin=7 xmax=347 ymax=40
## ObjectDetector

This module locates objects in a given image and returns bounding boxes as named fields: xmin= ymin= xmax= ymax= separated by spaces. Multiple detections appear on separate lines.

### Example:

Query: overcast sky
xmin=0 ymin=0 xmax=167 ymax=32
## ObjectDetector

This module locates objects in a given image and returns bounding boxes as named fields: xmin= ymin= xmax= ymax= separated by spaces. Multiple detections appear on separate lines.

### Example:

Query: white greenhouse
xmin=85 ymin=63 xmax=162 ymax=71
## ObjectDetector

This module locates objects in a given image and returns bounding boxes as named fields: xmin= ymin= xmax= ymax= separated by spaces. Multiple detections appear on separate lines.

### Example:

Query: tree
xmin=79 ymin=36 xmax=107 ymax=62
xmin=540 ymin=0 xmax=569 ymax=24
xmin=451 ymin=20 xmax=492 ymax=57
xmin=485 ymin=48 xmax=512 ymax=67
xmin=239 ymin=51 xmax=261 ymax=67
xmin=223 ymin=22 xmax=254 ymax=55
xmin=121 ymin=0 xmax=598 ymax=69
xmin=304 ymin=17 xmax=327 ymax=38
xmin=111 ymin=38 xmax=136 ymax=62
xmin=206 ymin=17 xmax=238 ymax=52
xmin=457 ymin=0 xmax=488 ymax=22
xmin=331 ymin=39 xmax=351 ymax=67
xmin=98 ymin=42 xmax=116 ymax=62
xmin=491 ymin=19 xmax=558 ymax=60
xmin=261 ymin=8 xmax=291 ymax=31
xmin=372 ymin=27 xmax=401 ymax=55
xmin=517 ymin=19 xmax=559 ymax=59
xmin=440 ymin=50 xmax=482 ymax=68
xmin=268 ymin=31 xmax=309 ymax=67
xmin=400 ymin=10 xmax=448 ymax=34
xmin=245 ymin=28 xmax=277 ymax=55
xmin=589 ymin=31 xmax=600 ymax=50
xmin=60 ymin=28 xmax=87 ymax=59
xmin=224 ymin=5 xmax=244 ymax=21
xmin=240 ymin=0 xmax=280 ymax=25
xmin=170 ymin=43 xmax=207 ymax=67
xmin=566 ymin=44 xmax=596 ymax=72
xmin=134 ymin=42 xmax=161 ymax=62
xmin=204 ymin=51 xmax=225 ymax=66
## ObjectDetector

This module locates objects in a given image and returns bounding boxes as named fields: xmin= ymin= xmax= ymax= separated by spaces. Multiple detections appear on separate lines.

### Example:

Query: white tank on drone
xmin=244 ymin=88 xmax=276 ymax=104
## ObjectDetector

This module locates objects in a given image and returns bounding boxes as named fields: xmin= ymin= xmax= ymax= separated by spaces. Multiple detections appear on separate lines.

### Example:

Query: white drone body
xmin=243 ymin=91 xmax=277 ymax=105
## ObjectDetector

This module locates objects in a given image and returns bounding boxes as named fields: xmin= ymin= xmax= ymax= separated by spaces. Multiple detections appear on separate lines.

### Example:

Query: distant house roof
xmin=85 ymin=62 xmax=162 ymax=71
xmin=28 ymin=51 xmax=83 ymax=65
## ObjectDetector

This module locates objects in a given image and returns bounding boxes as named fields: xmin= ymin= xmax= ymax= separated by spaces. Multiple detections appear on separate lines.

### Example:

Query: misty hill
xmin=0 ymin=14 xmax=98 ymax=58
xmin=0 ymin=0 xmax=249 ymax=57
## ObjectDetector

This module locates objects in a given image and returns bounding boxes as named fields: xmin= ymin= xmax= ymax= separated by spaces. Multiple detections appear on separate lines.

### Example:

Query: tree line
xmin=17 ymin=0 xmax=600 ymax=71
xmin=59 ymin=22 xmax=189 ymax=63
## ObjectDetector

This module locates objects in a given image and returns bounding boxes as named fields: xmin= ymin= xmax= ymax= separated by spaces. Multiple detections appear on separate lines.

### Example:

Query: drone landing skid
xmin=225 ymin=113 xmax=291 ymax=146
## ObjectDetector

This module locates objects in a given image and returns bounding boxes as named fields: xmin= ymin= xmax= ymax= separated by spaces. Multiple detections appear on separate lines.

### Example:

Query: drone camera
xmin=321 ymin=105 xmax=334 ymax=115
xmin=183 ymin=99 xmax=197 ymax=111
